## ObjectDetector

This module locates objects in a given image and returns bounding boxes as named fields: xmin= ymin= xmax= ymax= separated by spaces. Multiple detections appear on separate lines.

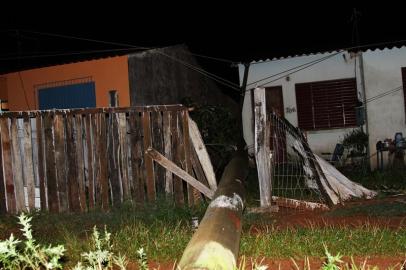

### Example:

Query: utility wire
xmin=18 ymin=29 xmax=241 ymax=91
xmin=0 ymin=48 xmax=144 ymax=61
xmin=247 ymin=51 xmax=343 ymax=87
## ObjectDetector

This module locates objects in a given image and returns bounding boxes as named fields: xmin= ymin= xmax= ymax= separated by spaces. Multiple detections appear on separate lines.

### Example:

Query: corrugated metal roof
xmin=249 ymin=44 xmax=406 ymax=64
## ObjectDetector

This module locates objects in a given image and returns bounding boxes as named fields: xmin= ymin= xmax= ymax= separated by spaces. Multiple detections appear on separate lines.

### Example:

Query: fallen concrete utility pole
xmin=178 ymin=151 xmax=249 ymax=270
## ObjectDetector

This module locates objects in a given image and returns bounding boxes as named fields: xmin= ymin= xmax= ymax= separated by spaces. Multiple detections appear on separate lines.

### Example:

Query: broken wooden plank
xmin=142 ymin=111 xmax=155 ymax=201
xmin=0 ymin=118 xmax=15 ymax=213
xmin=36 ymin=116 xmax=46 ymax=210
xmin=182 ymin=110 xmax=195 ymax=206
xmin=43 ymin=114 xmax=59 ymax=212
xmin=151 ymin=111 xmax=165 ymax=194
xmin=129 ymin=112 xmax=145 ymax=203
xmin=75 ymin=115 xmax=87 ymax=212
xmin=0 ymin=121 xmax=6 ymax=214
xmin=118 ymin=113 xmax=130 ymax=202
xmin=271 ymin=196 xmax=329 ymax=211
xmin=254 ymin=88 xmax=272 ymax=207
xmin=145 ymin=148 xmax=214 ymax=199
xmin=54 ymin=114 xmax=68 ymax=212
xmin=188 ymin=117 xmax=217 ymax=191
xmin=66 ymin=115 xmax=80 ymax=212
xmin=23 ymin=116 xmax=35 ymax=210
xmin=98 ymin=113 xmax=109 ymax=210
xmin=172 ymin=111 xmax=184 ymax=205
xmin=108 ymin=113 xmax=122 ymax=206
xmin=11 ymin=118 xmax=25 ymax=212
xmin=84 ymin=114 xmax=95 ymax=209
xmin=163 ymin=111 xmax=173 ymax=195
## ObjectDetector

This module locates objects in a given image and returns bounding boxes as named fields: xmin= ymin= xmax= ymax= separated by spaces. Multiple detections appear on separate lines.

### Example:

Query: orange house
xmin=0 ymin=45 xmax=236 ymax=112
xmin=0 ymin=55 xmax=130 ymax=111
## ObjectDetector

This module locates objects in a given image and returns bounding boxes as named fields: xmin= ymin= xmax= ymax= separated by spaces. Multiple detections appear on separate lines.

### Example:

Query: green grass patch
xmin=0 ymin=201 xmax=405 ymax=266
xmin=240 ymin=225 xmax=406 ymax=259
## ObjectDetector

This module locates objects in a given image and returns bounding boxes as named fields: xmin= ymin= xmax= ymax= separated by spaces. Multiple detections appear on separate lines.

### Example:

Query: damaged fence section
xmin=0 ymin=105 xmax=216 ymax=214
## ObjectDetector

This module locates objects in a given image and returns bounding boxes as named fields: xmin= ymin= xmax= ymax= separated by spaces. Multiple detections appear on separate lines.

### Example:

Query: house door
xmin=265 ymin=86 xmax=285 ymax=162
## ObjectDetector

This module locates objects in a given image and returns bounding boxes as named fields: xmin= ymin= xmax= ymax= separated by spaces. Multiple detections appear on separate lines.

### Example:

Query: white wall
xmin=362 ymin=47 xmax=406 ymax=169
xmin=240 ymin=51 xmax=361 ymax=155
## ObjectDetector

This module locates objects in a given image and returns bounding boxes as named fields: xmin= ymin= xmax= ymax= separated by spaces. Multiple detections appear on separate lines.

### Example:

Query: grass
xmin=240 ymin=225 xmax=406 ymax=259
xmin=0 ymin=202 xmax=405 ymax=268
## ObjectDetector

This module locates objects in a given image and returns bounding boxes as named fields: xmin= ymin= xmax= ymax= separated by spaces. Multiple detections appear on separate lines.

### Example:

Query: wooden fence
xmin=0 ymin=105 xmax=216 ymax=214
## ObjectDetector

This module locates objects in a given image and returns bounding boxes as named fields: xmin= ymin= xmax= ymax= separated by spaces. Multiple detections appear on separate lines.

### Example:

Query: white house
xmin=239 ymin=46 xmax=406 ymax=170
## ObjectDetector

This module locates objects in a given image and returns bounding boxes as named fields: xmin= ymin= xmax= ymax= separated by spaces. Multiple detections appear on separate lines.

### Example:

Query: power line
xmin=0 ymin=48 xmax=145 ymax=61
xmin=191 ymin=52 xmax=234 ymax=64
xmin=247 ymin=51 xmax=343 ymax=87
xmin=18 ymin=29 xmax=241 ymax=91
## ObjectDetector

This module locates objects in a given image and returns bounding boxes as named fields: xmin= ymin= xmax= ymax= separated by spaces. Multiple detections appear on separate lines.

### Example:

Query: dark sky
xmin=1 ymin=7 xmax=406 ymax=95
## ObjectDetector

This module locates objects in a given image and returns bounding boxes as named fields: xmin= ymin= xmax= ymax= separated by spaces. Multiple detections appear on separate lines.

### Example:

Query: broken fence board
xmin=11 ymin=118 xmax=25 ymax=212
xmin=75 ymin=116 xmax=87 ymax=211
xmin=271 ymin=196 xmax=329 ymax=211
xmin=182 ymin=110 xmax=195 ymax=206
xmin=118 ymin=113 xmax=130 ymax=202
xmin=146 ymin=148 xmax=214 ymax=199
xmin=108 ymin=113 xmax=122 ymax=206
xmin=23 ymin=117 xmax=35 ymax=210
xmin=163 ymin=111 xmax=173 ymax=195
xmin=172 ymin=111 xmax=184 ymax=205
xmin=85 ymin=114 xmax=95 ymax=209
xmin=129 ymin=112 xmax=145 ymax=203
xmin=36 ymin=116 xmax=46 ymax=210
xmin=54 ymin=114 xmax=68 ymax=212
xmin=188 ymin=117 xmax=217 ymax=191
xmin=142 ymin=111 xmax=156 ymax=201
xmin=44 ymin=114 xmax=59 ymax=213
xmin=0 ymin=118 xmax=16 ymax=213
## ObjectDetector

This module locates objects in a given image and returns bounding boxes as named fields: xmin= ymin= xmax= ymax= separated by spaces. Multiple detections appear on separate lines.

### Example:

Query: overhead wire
xmin=17 ymin=30 xmax=241 ymax=91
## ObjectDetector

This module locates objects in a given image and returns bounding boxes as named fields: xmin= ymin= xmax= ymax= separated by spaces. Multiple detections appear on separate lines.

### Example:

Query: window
xmin=295 ymin=78 xmax=358 ymax=130
xmin=109 ymin=90 xmax=118 ymax=107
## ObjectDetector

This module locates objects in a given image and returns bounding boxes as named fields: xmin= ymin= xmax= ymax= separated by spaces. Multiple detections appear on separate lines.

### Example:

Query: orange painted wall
xmin=0 ymin=55 xmax=130 ymax=111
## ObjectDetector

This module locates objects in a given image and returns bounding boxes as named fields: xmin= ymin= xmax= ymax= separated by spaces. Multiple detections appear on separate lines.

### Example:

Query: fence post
xmin=178 ymin=151 xmax=248 ymax=270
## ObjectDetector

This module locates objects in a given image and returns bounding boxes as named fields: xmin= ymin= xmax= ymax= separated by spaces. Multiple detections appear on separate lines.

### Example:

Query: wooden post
xmin=98 ymin=113 xmax=109 ymax=211
xmin=254 ymin=87 xmax=272 ymax=207
xmin=66 ymin=115 xmax=80 ymax=212
xmin=178 ymin=152 xmax=248 ymax=270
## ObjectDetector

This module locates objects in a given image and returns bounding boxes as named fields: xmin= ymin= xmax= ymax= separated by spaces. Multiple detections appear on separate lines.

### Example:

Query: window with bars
xmin=295 ymin=78 xmax=358 ymax=130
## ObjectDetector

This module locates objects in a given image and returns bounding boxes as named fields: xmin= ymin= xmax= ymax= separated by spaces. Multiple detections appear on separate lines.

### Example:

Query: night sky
xmin=1 ymin=7 xmax=406 ymax=97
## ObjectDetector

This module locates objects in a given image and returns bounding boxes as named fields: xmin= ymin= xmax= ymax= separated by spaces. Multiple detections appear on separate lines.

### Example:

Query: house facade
xmin=0 ymin=45 xmax=235 ymax=112
xmin=239 ymin=46 xmax=406 ymax=170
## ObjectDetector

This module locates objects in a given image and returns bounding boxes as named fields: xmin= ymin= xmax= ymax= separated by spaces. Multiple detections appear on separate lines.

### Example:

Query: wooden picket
xmin=0 ymin=105 xmax=215 ymax=213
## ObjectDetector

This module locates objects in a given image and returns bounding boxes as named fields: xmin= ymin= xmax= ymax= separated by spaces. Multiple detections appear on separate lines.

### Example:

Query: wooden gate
xmin=0 ymin=105 xmax=216 ymax=214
